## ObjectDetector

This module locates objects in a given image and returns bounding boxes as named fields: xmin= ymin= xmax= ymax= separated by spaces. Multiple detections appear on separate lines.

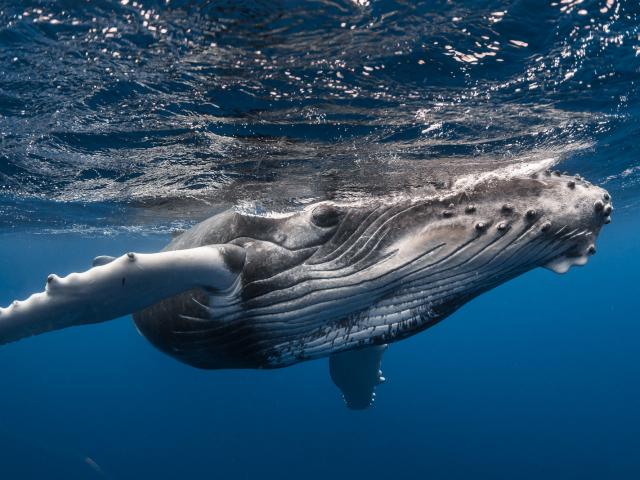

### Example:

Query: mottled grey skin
xmin=134 ymin=172 xmax=611 ymax=370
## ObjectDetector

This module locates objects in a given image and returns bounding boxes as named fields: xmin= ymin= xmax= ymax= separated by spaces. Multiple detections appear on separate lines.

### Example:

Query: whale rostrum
xmin=0 ymin=172 xmax=612 ymax=409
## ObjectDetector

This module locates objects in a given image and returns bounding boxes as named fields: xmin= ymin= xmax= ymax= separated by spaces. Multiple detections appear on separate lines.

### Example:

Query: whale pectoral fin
xmin=92 ymin=255 xmax=116 ymax=267
xmin=329 ymin=344 xmax=387 ymax=410
xmin=0 ymin=244 xmax=246 ymax=346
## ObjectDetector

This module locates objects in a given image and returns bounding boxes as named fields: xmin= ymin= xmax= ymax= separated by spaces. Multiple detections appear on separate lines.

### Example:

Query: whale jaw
xmin=544 ymin=253 xmax=589 ymax=274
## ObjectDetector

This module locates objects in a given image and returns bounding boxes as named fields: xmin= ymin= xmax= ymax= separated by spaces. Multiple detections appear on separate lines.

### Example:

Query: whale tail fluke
xmin=0 ymin=245 xmax=245 ymax=346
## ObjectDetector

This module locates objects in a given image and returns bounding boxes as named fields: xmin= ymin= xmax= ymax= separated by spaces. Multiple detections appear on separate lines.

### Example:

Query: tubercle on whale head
xmin=291 ymin=171 xmax=611 ymax=282
xmin=411 ymin=171 xmax=612 ymax=277
xmin=530 ymin=171 xmax=611 ymax=274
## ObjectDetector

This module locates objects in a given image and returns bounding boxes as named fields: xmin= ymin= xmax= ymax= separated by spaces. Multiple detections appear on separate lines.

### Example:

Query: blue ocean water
xmin=0 ymin=0 xmax=638 ymax=478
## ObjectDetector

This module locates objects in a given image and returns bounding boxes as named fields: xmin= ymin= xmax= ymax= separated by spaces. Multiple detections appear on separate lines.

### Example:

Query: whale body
xmin=0 ymin=171 xmax=612 ymax=408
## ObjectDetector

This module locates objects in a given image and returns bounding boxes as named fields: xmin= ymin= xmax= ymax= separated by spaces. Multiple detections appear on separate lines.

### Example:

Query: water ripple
xmin=0 ymin=0 xmax=638 ymax=231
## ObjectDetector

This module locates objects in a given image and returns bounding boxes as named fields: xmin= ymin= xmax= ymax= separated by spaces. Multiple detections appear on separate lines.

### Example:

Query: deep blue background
xmin=0 ymin=214 xmax=637 ymax=479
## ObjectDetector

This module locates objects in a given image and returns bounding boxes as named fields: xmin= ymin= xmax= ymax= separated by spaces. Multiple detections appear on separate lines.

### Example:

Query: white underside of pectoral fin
xmin=0 ymin=244 xmax=246 ymax=345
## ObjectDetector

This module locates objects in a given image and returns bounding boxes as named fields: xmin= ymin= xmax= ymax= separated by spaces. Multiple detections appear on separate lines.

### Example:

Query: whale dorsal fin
xmin=0 ymin=245 xmax=246 ymax=346
xmin=329 ymin=344 xmax=387 ymax=410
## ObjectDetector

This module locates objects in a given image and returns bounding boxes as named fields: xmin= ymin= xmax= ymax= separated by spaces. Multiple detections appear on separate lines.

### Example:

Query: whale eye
xmin=311 ymin=204 xmax=341 ymax=228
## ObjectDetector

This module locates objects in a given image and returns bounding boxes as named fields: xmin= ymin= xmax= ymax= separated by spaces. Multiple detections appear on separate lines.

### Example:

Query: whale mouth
xmin=543 ymin=235 xmax=598 ymax=275
xmin=540 ymin=178 xmax=612 ymax=275
xmin=544 ymin=253 xmax=591 ymax=274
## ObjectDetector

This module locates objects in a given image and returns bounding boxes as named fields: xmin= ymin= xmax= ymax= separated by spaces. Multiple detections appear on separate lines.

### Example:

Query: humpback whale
xmin=0 ymin=171 xmax=612 ymax=409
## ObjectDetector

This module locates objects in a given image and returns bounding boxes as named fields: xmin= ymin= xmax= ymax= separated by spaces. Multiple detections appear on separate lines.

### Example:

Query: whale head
xmin=277 ymin=170 xmax=613 ymax=355
xmin=416 ymin=170 xmax=613 ymax=279
xmin=359 ymin=170 xmax=613 ymax=310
